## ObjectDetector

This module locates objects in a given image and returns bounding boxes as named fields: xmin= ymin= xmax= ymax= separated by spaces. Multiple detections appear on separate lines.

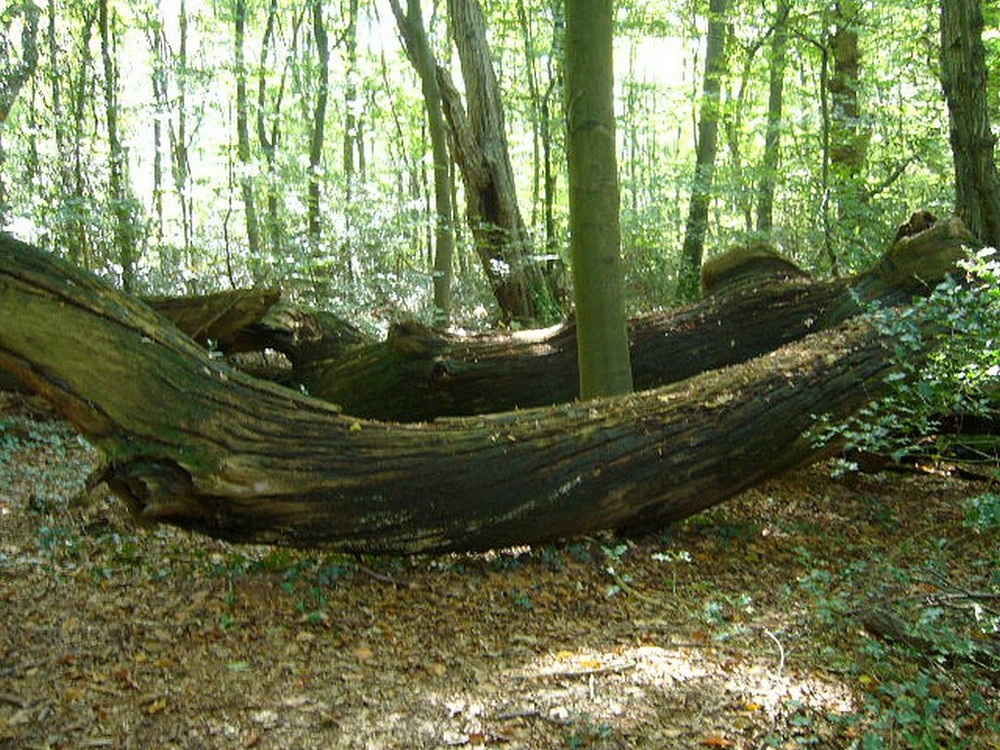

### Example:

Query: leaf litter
xmin=0 ymin=392 xmax=997 ymax=749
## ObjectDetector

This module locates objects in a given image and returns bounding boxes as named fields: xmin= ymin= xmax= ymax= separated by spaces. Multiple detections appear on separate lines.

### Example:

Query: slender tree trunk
xmin=440 ymin=0 xmax=560 ymax=324
xmin=940 ymin=0 xmax=1000 ymax=249
xmin=234 ymin=0 xmax=261 ymax=269
xmin=257 ymin=0 xmax=281 ymax=256
xmin=828 ymin=0 xmax=867 ymax=246
xmin=0 ymin=0 xmax=40 ymax=226
xmin=70 ymin=8 xmax=96 ymax=268
xmin=340 ymin=0 xmax=360 ymax=279
xmin=342 ymin=0 xmax=359 ymax=195
xmin=756 ymin=0 xmax=790 ymax=234
xmin=307 ymin=0 xmax=328 ymax=255
xmin=46 ymin=0 xmax=78 ymax=260
xmin=724 ymin=35 xmax=764 ymax=233
xmin=99 ymin=0 xmax=136 ymax=291
xmin=677 ymin=0 xmax=728 ymax=301
xmin=565 ymin=0 xmax=632 ymax=398
xmin=148 ymin=17 xmax=168 ymax=246
xmin=516 ymin=0 xmax=542 ymax=235
xmin=170 ymin=0 xmax=193 ymax=256
xmin=390 ymin=0 xmax=456 ymax=327
xmin=542 ymin=1 xmax=563 ymax=256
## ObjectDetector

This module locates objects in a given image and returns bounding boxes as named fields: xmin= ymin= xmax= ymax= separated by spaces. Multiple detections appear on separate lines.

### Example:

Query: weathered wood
xmin=1 ymin=233 xmax=904 ymax=554
xmin=145 ymin=287 xmax=282 ymax=348
xmin=302 ymin=217 xmax=976 ymax=421
xmin=147 ymin=291 xmax=370 ymax=361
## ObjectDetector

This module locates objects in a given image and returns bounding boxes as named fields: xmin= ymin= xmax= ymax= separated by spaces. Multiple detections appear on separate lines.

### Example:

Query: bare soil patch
xmin=1 ymin=393 xmax=997 ymax=749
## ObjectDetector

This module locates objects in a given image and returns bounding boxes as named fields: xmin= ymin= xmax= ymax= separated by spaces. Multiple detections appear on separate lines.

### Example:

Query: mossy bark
xmin=0 ymin=234 xmax=902 ymax=554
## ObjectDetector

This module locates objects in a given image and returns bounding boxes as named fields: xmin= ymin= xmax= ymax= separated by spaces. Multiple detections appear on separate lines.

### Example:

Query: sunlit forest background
xmin=0 ymin=0 xmax=991 ymax=329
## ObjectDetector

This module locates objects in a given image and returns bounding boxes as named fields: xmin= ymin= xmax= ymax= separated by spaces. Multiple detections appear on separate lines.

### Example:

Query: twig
xmin=0 ymin=691 xmax=27 ymax=708
xmin=353 ymin=555 xmax=414 ymax=589
xmin=493 ymin=708 xmax=541 ymax=721
xmin=762 ymin=629 xmax=785 ymax=676
xmin=531 ymin=661 xmax=635 ymax=680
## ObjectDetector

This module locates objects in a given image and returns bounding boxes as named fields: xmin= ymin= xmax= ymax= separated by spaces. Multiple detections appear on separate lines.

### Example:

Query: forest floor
xmin=0 ymin=391 xmax=997 ymax=750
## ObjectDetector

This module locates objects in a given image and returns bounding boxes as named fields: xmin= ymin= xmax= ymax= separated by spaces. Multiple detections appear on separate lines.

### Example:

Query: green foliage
xmin=964 ymin=492 xmax=1000 ymax=532
xmin=814 ymin=248 xmax=1000 ymax=462
xmin=0 ymin=0 xmax=963 ymax=326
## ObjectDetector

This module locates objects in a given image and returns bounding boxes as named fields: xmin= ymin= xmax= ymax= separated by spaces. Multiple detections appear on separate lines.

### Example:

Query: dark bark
xmin=939 ymin=0 xmax=1000 ymax=249
xmin=144 ymin=288 xmax=282 ymax=348
xmin=154 ymin=295 xmax=370 ymax=368
xmin=298 ymin=217 xmax=974 ymax=421
xmin=1 ymin=233 xmax=902 ymax=554
xmin=439 ymin=0 xmax=560 ymax=324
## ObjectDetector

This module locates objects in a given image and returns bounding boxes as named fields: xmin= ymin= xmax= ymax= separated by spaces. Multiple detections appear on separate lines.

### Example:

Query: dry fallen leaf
xmin=699 ymin=731 xmax=734 ymax=748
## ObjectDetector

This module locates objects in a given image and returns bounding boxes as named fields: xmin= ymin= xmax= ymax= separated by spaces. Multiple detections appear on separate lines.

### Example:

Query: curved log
xmin=304 ymin=217 xmax=975 ymax=421
xmin=0 ymin=234 xmax=904 ymax=554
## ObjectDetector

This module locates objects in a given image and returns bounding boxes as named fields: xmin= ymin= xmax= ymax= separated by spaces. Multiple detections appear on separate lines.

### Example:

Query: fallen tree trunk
xmin=1 ymin=233 xmax=911 ymax=554
xmin=298 ymin=217 xmax=974 ymax=421
xmin=143 ymin=287 xmax=282 ymax=348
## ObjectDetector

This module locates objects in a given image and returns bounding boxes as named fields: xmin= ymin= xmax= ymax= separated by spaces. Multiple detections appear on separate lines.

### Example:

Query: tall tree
xmin=256 ymin=0 xmax=296 ymax=256
xmin=390 ymin=0 xmax=456 ymax=326
xmin=940 ymin=0 xmax=1000 ymax=248
xmin=342 ymin=0 xmax=360 ymax=197
xmin=145 ymin=9 xmax=168 ymax=245
xmin=677 ymin=0 xmax=729 ymax=301
xmin=755 ymin=0 xmax=790 ymax=235
xmin=566 ymin=0 xmax=632 ymax=398
xmin=439 ymin=0 xmax=560 ymax=324
xmin=99 ymin=0 xmax=137 ymax=290
xmin=307 ymin=0 xmax=329 ymax=252
xmin=171 ymin=0 xmax=194 ymax=256
xmin=0 ymin=0 xmax=40 ymax=226
xmin=828 ymin=0 xmax=868 ymax=257
xmin=233 ymin=0 xmax=262 ymax=267
xmin=68 ymin=5 xmax=97 ymax=268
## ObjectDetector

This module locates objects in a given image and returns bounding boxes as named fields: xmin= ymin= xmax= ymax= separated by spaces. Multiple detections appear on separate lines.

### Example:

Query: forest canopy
xmin=0 ymin=0 xmax=963 ymax=330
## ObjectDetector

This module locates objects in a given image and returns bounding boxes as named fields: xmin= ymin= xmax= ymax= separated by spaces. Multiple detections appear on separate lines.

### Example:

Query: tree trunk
xmin=677 ymin=0 xmax=728 ymax=301
xmin=173 ymin=0 xmax=193 ymax=256
xmin=440 ymin=0 xmax=559 ymax=324
xmin=828 ymin=0 xmax=868 ymax=247
xmin=306 ymin=0 xmax=328 ymax=257
xmin=70 ymin=7 xmax=96 ymax=269
xmin=565 ymin=0 xmax=632 ymax=398
xmin=390 ymin=0 xmax=455 ymax=327
xmin=0 ymin=233 xmax=904 ymax=554
xmin=153 ymin=217 xmax=974 ymax=426
xmin=0 ymin=0 xmax=40 ymax=226
xmin=939 ymin=0 xmax=1000 ymax=249
xmin=755 ymin=0 xmax=790 ymax=235
xmin=340 ymin=0 xmax=359 ymax=277
xmin=234 ymin=0 xmax=262 ymax=266
xmin=256 ymin=0 xmax=291 ymax=257
xmin=148 ymin=15 xmax=167 ymax=245
xmin=99 ymin=0 xmax=137 ymax=291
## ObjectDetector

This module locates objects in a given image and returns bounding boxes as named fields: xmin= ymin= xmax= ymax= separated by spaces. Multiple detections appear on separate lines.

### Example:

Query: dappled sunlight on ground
xmin=1 ymin=392 xmax=997 ymax=748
